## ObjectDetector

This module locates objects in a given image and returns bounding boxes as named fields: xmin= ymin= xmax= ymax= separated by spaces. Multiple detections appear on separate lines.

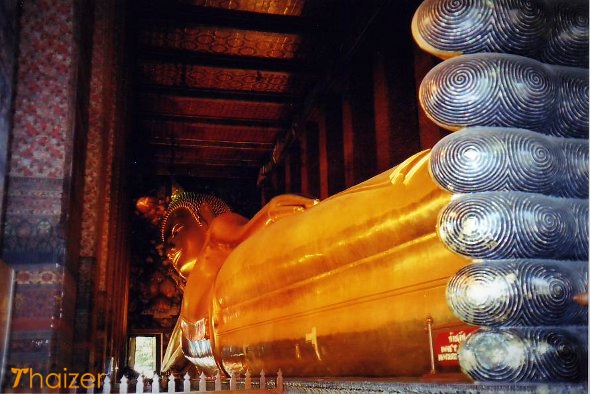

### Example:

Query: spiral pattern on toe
xmin=438 ymin=193 xmax=512 ymax=258
xmin=513 ymin=196 xmax=572 ymax=257
xmin=570 ymin=202 xmax=589 ymax=254
xmin=536 ymin=330 xmax=587 ymax=381
xmin=412 ymin=0 xmax=496 ymax=55
xmin=459 ymin=327 xmax=588 ymax=382
xmin=543 ymin=2 xmax=589 ymax=67
xmin=429 ymin=129 xmax=508 ymax=192
xmin=419 ymin=53 xmax=589 ymax=138
xmin=492 ymin=0 xmax=547 ymax=56
xmin=412 ymin=0 xmax=588 ymax=67
xmin=458 ymin=328 xmax=532 ymax=382
xmin=562 ymin=140 xmax=590 ymax=199
xmin=496 ymin=57 xmax=557 ymax=131
xmin=520 ymin=261 xmax=588 ymax=325
xmin=553 ymin=68 xmax=590 ymax=139
xmin=447 ymin=262 xmax=521 ymax=326
xmin=447 ymin=260 xmax=588 ymax=326
xmin=430 ymin=127 xmax=589 ymax=197
xmin=437 ymin=192 xmax=588 ymax=260
xmin=429 ymin=127 xmax=588 ymax=197
xmin=505 ymin=130 xmax=557 ymax=193
xmin=422 ymin=56 xmax=502 ymax=126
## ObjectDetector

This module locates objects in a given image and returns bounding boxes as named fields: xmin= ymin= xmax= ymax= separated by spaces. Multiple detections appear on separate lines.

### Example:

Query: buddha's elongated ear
xmin=161 ymin=193 xmax=231 ymax=240
xmin=198 ymin=201 xmax=217 ymax=226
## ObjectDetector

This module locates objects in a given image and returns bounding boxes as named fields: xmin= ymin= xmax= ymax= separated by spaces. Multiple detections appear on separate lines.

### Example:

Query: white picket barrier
xmin=91 ymin=369 xmax=283 ymax=394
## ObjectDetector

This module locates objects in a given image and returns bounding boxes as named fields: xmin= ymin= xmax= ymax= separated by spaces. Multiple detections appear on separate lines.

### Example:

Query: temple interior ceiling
xmin=127 ymin=0 xmax=387 ymax=183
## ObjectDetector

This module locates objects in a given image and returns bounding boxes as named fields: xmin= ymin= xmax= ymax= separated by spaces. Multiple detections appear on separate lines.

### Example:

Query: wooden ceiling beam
xmin=136 ymin=48 xmax=321 ymax=74
xmin=148 ymin=137 xmax=273 ymax=151
xmin=137 ymin=84 xmax=300 ymax=104
xmin=140 ymin=113 xmax=290 ymax=128
xmin=153 ymin=162 xmax=261 ymax=179
xmin=154 ymin=155 xmax=263 ymax=167
xmin=131 ymin=1 xmax=328 ymax=35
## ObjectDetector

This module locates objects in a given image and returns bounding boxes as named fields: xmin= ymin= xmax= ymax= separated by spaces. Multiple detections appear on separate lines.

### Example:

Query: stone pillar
xmin=80 ymin=0 xmax=116 ymax=375
xmin=300 ymin=122 xmax=323 ymax=198
xmin=287 ymin=141 xmax=302 ymax=195
xmin=343 ymin=57 xmax=377 ymax=186
xmin=365 ymin=1 xmax=426 ymax=167
xmin=342 ymin=95 xmax=356 ymax=189
xmin=322 ymin=96 xmax=345 ymax=195
xmin=81 ymin=0 xmax=130 ymax=378
xmin=317 ymin=112 xmax=329 ymax=200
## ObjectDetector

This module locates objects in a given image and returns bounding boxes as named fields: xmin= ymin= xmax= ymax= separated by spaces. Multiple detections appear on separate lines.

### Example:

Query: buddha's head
xmin=161 ymin=193 xmax=230 ymax=279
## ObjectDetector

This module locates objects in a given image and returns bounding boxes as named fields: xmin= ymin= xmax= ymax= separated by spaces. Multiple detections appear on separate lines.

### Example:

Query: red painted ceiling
xmin=127 ymin=0 xmax=389 ymax=183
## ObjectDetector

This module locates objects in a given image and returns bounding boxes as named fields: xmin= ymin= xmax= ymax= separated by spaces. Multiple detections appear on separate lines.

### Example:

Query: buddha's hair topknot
xmin=161 ymin=192 xmax=231 ymax=241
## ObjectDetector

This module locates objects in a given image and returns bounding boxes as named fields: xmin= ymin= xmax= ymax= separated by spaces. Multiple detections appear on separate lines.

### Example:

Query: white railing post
xmin=102 ymin=376 xmax=111 ymax=394
xmin=86 ymin=376 xmax=95 ymax=394
xmin=183 ymin=372 xmax=191 ymax=393
xmin=198 ymin=372 xmax=206 ymax=392
xmin=276 ymin=370 xmax=283 ymax=393
xmin=259 ymin=370 xmax=266 ymax=390
xmin=136 ymin=375 xmax=144 ymax=394
xmin=244 ymin=369 xmax=251 ymax=390
xmin=214 ymin=371 xmax=221 ymax=391
xmin=120 ymin=376 xmax=128 ymax=394
xmin=229 ymin=371 xmax=237 ymax=391
xmin=69 ymin=377 xmax=78 ymax=394
xmin=152 ymin=373 xmax=160 ymax=393
xmin=168 ymin=374 xmax=175 ymax=393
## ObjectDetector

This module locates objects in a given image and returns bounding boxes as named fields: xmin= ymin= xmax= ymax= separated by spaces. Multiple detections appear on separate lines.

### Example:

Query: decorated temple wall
xmin=1 ymin=0 xmax=98 ymax=385
xmin=0 ymin=0 xmax=18 ymax=238
xmin=3 ymin=0 xmax=75 ymax=378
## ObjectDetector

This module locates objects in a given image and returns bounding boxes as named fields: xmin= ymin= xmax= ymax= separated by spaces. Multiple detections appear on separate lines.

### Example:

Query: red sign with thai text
xmin=434 ymin=327 xmax=478 ymax=367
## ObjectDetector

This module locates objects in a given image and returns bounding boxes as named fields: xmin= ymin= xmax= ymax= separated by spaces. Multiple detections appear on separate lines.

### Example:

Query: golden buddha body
xmin=161 ymin=151 xmax=472 ymax=377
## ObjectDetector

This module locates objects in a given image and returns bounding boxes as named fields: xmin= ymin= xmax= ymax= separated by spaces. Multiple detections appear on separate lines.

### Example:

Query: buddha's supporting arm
xmin=207 ymin=194 xmax=318 ymax=246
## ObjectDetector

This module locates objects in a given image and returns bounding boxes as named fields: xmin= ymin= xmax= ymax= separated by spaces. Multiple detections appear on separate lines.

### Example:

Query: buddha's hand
xmin=262 ymin=194 xmax=319 ymax=225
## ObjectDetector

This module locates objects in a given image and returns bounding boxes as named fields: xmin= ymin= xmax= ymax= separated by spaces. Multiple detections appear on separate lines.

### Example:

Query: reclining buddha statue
xmin=152 ymin=0 xmax=588 ymax=383
xmin=159 ymin=151 xmax=473 ymax=378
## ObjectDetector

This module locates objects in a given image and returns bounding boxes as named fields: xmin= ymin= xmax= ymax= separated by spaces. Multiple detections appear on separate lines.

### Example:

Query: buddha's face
xmin=163 ymin=207 xmax=207 ymax=279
